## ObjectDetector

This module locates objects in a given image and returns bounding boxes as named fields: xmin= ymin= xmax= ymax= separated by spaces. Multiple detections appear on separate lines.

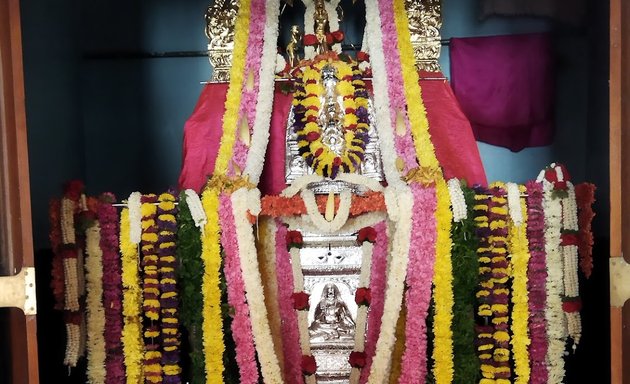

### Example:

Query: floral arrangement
xmin=575 ymin=183 xmax=596 ymax=278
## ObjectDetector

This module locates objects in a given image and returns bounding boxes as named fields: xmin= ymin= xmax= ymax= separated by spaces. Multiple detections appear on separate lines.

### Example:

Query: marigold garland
xmin=261 ymin=191 xmax=385 ymax=217
xmin=157 ymin=192 xmax=182 ymax=383
xmin=431 ymin=179 xmax=455 ymax=384
xmin=141 ymin=194 xmax=162 ymax=384
xmin=507 ymin=185 xmax=531 ymax=384
xmin=199 ymin=188 xmax=225 ymax=382
xmin=120 ymin=206 xmax=145 ymax=384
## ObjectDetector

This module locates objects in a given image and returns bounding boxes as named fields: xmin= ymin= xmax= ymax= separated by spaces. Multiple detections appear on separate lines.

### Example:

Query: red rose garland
xmin=49 ymin=198 xmax=65 ymax=310
xmin=575 ymin=183 xmax=596 ymax=278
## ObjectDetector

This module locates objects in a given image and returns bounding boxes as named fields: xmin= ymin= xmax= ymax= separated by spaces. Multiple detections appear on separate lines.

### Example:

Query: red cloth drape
xmin=178 ymin=77 xmax=487 ymax=195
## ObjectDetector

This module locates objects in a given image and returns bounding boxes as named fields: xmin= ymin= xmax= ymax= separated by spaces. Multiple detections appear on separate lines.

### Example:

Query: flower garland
xmin=120 ymin=200 xmax=145 ymax=384
xmin=244 ymin=0 xmax=281 ymax=184
xmin=349 ymin=227 xmax=377 ymax=383
xmin=575 ymin=183 xmax=596 ymax=278
xmin=286 ymin=229 xmax=316 ymax=384
xmin=562 ymin=183 xmax=582 ymax=349
xmin=301 ymin=189 xmax=352 ymax=233
xmin=199 ymin=188 xmax=225 ymax=382
xmin=176 ymin=192 xmax=205 ymax=384
xmin=525 ymin=181 xmax=548 ymax=384
xmin=231 ymin=187 xmax=283 ymax=383
xmin=274 ymin=222 xmax=303 ymax=381
xmin=292 ymin=57 xmax=370 ymax=178
xmin=262 ymin=191 xmax=386 ymax=218
xmin=140 ymin=194 xmax=162 ymax=383
xmin=541 ymin=177 xmax=566 ymax=384
xmin=219 ymin=194 xmax=259 ymax=383
xmin=156 ymin=192 xmax=182 ymax=383
xmin=392 ymin=0 xmax=440 ymax=171
xmin=213 ymin=0 xmax=251 ymax=176
xmin=84 ymin=203 xmax=107 ymax=383
xmin=448 ymin=178 xmax=468 ymax=223
xmin=398 ymin=185 xmax=437 ymax=384
xmin=367 ymin=187 xmax=414 ymax=382
xmin=507 ymin=184 xmax=531 ymax=384
xmin=48 ymin=198 xmax=65 ymax=310
xmin=450 ymin=185 xmax=480 ymax=384
xmin=60 ymin=180 xmax=83 ymax=368
xmin=359 ymin=221 xmax=388 ymax=384
xmin=98 ymin=193 xmax=126 ymax=384
xmin=431 ymin=179 xmax=455 ymax=384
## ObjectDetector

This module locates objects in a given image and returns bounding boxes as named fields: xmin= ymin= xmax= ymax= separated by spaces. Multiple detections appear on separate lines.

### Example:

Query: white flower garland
xmin=127 ymin=191 xmax=142 ymax=244
xmin=362 ymin=0 xmax=404 ymax=187
xmin=367 ymin=187 xmax=414 ymax=383
xmin=85 ymin=220 xmax=107 ymax=383
xmin=184 ymin=189 xmax=207 ymax=230
xmin=61 ymin=197 xmax=80 ymax=313
xmin=301 ymin=189 xmax=352 ymax=233
xmin=542 ymin=180 xmax=567 ymax=384
xmin=243 ymin=0 xmax=281 ymax=184
xmin=563 ymin=182 xmax=581 ymax=349
xmin=275 ymin=53 xmax=286 ymax=74
xmin=231 ymin=188 xmax=283 ymax=383
xmin=447 ymin=178 xmax=467 ymax=222
xmin=281 ymin=175 xmax=324 ymax=197
xmin=349 ymin=240 xmax=374 ymax=384
xmin=283 ymin=211 xmax=387 ymax=235
xmin=507 ymin=182 xmax=524 ymax=226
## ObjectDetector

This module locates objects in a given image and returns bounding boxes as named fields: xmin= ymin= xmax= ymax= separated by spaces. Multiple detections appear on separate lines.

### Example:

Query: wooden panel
xmin=0 ymin=0 xmax=39 ymax=382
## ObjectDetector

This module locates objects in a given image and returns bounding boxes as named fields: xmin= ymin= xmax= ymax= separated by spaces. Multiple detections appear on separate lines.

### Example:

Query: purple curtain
xmin=450 ymin=33 xmax=555 ymax=152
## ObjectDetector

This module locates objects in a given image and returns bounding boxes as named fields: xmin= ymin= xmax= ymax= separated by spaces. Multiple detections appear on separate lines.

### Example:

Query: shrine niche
xmin=46 ymin=1 xmax=597 ymax=384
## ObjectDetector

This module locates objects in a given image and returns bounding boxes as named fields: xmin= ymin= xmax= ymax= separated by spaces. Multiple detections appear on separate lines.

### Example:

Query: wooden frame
xmin=0 ymin=0 xmax=39 ymax=382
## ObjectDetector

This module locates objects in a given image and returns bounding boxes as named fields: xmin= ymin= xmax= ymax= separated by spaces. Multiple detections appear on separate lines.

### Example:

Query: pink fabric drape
xmin=178 ymin=79 xmax=487 ymax=194
xmin=450 ymin=33 xmax=555 ymax=152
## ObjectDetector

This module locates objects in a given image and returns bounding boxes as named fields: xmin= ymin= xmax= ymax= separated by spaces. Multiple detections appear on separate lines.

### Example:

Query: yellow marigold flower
xmin=494 ymin=331 xmax=510 ymax=342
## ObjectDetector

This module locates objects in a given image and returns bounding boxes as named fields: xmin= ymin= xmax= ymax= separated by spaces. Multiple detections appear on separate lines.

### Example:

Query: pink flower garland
xmin=274 ymin=222 xmax=304 ymax=383
xmin=218 ymin=194 xmax=259 ymax=384
xmin=398 ymin=185 xmax=437 ymax=383
xmin=229 ymin=0 xmax=266 ymax=174
xmin=526 ymin=181 xmax=549 ymax=384
xmin=359 ymin=221 xmax=389 ymax=384
xmin=377 ymin=0 xmax=416 ymax=170
xmin=97 ymin=193 xmax=125 ymax=383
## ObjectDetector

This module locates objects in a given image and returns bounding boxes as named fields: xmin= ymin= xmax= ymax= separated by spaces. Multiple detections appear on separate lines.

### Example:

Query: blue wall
xmin=21 ymin=0 xmax=604 ymax=249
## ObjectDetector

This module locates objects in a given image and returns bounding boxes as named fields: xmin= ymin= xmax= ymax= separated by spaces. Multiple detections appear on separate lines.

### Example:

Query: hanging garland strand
xmin=157 ymin=192 xmax=182 ymax=383
xmin=451 ymin=184 xmax=481 ymax=384
xmin=176 ymin=194 xmax=206 ymax=384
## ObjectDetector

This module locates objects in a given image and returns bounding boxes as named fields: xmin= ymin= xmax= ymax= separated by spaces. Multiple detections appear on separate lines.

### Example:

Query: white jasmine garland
xmin=184 ymin=189 xmax=207 ymax=230
xmin=61 ymin=197 xmax=76 ymax=244
xmin=231 ymin=188 xmax=283 ymax=383
xmin=562 ymin=182 xmax=581 ymax=348
xmin=368 ymin=187 xmax=414 ymax=383
xmin=447 ymin=178 xmax=467 ymax=222
xmin=383 ymin=186 xmax=401 ymax=222
xmin=275 ymin=53 xmax=286 ymax=74
xmin=64 ymin=323 xmax=81 ymax=367
xmin=337 ymin=173 xmax=384 ymax=192
xmin=283 ymin=211 xmax=387 ymax=235
xmin=301 ymin=189 xmax=352 ymax=233
xmin=84 ymin=221 xmax=107 ymax=383
xmin=363 ymin=0 xmax=404 ymax=187
xmin=127 ymin=192 xmax=142 ymax=244
xmin=281 ymin=175 xmax=324 ymax=197
xmin=244 ymin=0 xmax=281 ymax=184
xmin=542 ymin=180 xmax=567 ymax=384
xmin=507 ymin=182 xmax=524 ymax=226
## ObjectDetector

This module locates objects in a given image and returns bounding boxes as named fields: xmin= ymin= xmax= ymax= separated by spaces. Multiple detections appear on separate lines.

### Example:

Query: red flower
xmin=348 ymin=351 xmax=367 ymax=368
xmin=561 ymin=232 xmax=579 ymax=246
xmin=562 ymin=298 xmax=582 ymax=313
xmin=286 ymin=230 xmax=303 ymax=249
xmin=301 ymin=355 xmax=317 ymax=376
xmin=314 ymin=148 xmax=324 ymax=157
xmin=306 ymin=132 xmax=321 ymax=142
xmin=355 ymin=287 xmax=371 ymax=307
xmin=554 ymin=180 xmax=568 ymax=190
xmin=303 ymin=34 xmax=318 ymax=46
xmin=292 ymin=291 xmax=310 ymax=310
xmin=333 ymin=157 xmax=342 ymax=166
xmin=544 ymin=168 xmax=558 ymax=183
xmin=330 ymin=30 xmax=345 ymax=43
xmin=357 ymin=227 xmax=377 ymax=244
xmin=63 ymin=179 xmax=84 ymax=201
xmin=356 ymin=51 xmax=370 ymax=62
